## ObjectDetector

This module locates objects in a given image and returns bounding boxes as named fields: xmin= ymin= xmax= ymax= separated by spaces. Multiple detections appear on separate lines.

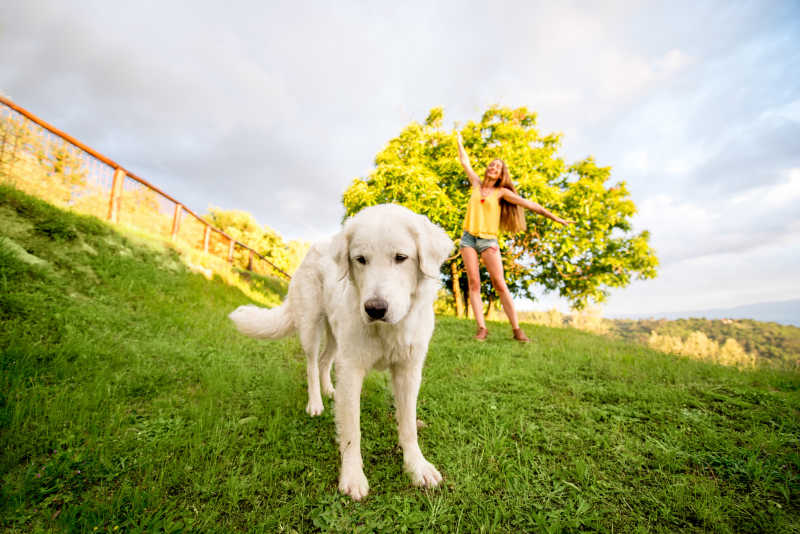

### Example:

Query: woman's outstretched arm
xmin=456 ymin=133 xmax=482 ymax=188
xmin=499 ymin=189 xmax=575 ymax=226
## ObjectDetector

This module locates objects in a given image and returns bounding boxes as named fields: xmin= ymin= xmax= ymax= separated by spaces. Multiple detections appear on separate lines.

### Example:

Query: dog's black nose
xmin=364 ymin=298 xmax=388 ymax=320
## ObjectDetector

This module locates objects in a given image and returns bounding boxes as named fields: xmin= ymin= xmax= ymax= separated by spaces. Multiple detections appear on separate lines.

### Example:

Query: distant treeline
xmin=611 ymin=317 xmax=800 ymax=368
xmin=516 ymin=309 xmax=799 ymax=370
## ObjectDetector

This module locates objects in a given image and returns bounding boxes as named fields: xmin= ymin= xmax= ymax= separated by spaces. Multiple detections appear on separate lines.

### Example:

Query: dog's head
xmin=331 ymin=204 xmax=453 ymax=325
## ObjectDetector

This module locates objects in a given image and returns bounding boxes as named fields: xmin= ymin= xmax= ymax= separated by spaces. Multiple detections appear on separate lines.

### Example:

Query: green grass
xmin=1 ymin=185 xmax=799 ymax=533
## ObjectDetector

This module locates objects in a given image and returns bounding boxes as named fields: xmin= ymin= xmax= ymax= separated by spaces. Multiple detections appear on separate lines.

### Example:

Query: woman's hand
xmin=555 ymin=216 xmax=576 ymax=226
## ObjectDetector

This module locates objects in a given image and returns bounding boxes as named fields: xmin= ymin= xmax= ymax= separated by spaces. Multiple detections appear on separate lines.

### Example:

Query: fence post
xmin=228 ymin=238 xmax=235 ymax=263
xmin=171 ymin=203 xmax=182 ymax=240
xmin=107 ymin=168 xmax=125 ymax=223
xmin=0 ymin=115 xmax=7 ymax=169
xmin=247 ymin=250 xmax=254 ymax=271
xmin=203 ymin=225 xmax=210 ymax=254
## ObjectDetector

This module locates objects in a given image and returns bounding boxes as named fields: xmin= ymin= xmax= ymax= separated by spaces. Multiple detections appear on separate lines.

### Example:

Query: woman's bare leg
xmin=460 ymin=246 xmax=486 ymax=329
xmin=480 ymin=247 xmax=520 ymax=330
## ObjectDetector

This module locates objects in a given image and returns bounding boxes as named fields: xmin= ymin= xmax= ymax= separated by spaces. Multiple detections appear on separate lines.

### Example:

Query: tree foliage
xmin=206 ymin=208 xmax=309 ymax=276
xmin=341 ymin=106 xmax=658 ymax=311
xmin=614 ymin=317 xmax=800 ymax=367
xmin=647 ymin=330 xmax=757 ymax=368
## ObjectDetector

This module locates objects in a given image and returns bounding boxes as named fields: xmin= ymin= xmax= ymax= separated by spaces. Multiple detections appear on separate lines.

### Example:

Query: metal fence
xmin=0 ymin=95 xmax=289 ymax=280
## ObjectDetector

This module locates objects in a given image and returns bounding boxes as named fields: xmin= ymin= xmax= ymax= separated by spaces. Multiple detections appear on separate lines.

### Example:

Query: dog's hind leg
xmin=319 ymin=321 xmax=336 ymax=399
xmin=298 ymin=315 xmax=325 ymax=416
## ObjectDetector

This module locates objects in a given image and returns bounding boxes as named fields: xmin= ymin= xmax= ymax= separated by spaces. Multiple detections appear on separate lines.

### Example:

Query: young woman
xmin=457 ymin=134 xmax=573 ymax=341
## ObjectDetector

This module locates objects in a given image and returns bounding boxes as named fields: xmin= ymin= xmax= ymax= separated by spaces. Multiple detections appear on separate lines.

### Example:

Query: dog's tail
xmin=228 ymin=303 xmax=296 ymax=339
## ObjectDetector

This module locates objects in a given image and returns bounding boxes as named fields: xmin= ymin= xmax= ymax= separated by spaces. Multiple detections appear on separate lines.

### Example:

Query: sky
xmin=2 ymin=0 xmax=799 ymax=317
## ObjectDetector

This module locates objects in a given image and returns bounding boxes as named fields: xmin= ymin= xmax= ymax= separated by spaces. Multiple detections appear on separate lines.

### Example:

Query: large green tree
xmin=342 ymin=106 xmax=658 ymax=314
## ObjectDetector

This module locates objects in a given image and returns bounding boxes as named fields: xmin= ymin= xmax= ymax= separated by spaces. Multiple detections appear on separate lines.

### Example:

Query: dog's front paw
xmin=339 ymin=468 xmax=369 ymax=501
xmin=305 ymin=400 xmax=324 ymax=417
xmin=407 ymin=459 xmax=442 ymax=488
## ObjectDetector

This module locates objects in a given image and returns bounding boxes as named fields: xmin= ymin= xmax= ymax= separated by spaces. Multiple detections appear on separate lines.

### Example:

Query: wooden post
xmin=8 ymin=124 xmax=20 ymax=176
xmin=107 ymin=168 xmax=125 ymax=223
xmin=170 ymin=203 xmax=182 ymax=240
xmin=228 ymin=238 xmax=235 ymax=263
xmin=247 ymin=250 xmax=254 ymax=271
xmin=203 ymin=225 xmax=210 ymax=254
xmin=0 ymin=117 xmax=7 ymax=169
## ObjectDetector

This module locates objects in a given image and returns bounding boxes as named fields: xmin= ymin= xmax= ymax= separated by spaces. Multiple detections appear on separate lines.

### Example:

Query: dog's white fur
xmin=229 ymin=204 xmax=453 ymax=500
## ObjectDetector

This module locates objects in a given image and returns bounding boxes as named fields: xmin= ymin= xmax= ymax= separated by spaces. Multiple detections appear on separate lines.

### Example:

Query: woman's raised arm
xmin=499 ymin=189 xmax=575 ymax=226
xmin=457 ymin=133 xmax=482 ymax=189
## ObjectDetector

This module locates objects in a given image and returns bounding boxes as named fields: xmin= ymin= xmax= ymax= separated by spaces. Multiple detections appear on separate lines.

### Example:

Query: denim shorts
xmin=460 ymin=231 xmax=499 ymax=254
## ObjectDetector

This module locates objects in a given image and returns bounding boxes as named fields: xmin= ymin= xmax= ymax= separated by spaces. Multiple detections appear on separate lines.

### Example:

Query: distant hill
xmin=608 ymin=298 xmax=800 ymax=327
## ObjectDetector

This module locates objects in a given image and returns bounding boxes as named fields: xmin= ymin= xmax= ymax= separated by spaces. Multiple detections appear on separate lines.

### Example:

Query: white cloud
xmin=592 ymin=47 xmax=692 ymax=99
xmin=653 ymin=49 xmax=693 ymax=79
xmin=634 ymin=167 xmax=800 ymax=267
xmin=759 ymin=98 xmax=800 ymax=123
xmin=621 ymin=150 xmax=650 ymax=174
xmin=731 ymin=168 xmax=800 ymax=207
xmin=635 ymin=194 xmax=718 ymax=260
xmin=603 ymin=230 xmax=800 ymax=315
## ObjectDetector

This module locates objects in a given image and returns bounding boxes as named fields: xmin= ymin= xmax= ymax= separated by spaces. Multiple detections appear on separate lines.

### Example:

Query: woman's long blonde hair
xmin=485 ymin=159 xmax=526 ymax=233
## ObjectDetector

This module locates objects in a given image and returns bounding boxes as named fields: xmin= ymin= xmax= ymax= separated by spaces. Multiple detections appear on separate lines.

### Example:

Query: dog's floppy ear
xmin=330 ymin=227 xmax=351 ymax=281
xmin=412 ymin=214 xmax=454 ymax=279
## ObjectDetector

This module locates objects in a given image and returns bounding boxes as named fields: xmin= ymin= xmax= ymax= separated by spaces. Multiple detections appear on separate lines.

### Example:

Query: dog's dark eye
xmin=395 ymin=254 xmax=408 ymax=263
xmin=355 ymin=256 xmax=367 ymax=265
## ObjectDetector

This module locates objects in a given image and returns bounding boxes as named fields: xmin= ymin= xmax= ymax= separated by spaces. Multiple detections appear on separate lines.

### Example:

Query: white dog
xmin=229 ymin=204 xmax=453 ymax=500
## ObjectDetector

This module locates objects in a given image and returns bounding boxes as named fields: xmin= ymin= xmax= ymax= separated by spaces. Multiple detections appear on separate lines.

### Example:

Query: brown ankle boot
xmin=512 ymin=328 xmax=529 ymax=343
xmin=475 ymin=326 xmax=488 ymax=341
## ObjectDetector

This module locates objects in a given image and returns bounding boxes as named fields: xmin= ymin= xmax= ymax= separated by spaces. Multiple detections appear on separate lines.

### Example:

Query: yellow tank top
xmin=462 ymin=187 xmax=500 ymax=239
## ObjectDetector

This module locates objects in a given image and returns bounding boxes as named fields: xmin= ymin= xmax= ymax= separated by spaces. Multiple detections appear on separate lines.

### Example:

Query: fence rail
xmin=0 ymin=95 xmax=290 ymax=280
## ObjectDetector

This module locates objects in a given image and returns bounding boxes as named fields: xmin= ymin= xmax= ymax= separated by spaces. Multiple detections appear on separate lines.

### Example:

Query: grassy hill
xmin=1 ymin=185 xmax=799 ymax=533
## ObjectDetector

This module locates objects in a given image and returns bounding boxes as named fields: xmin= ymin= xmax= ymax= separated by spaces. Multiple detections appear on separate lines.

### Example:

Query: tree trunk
xmin=451 ymin=262 xmax=465 ymax=318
